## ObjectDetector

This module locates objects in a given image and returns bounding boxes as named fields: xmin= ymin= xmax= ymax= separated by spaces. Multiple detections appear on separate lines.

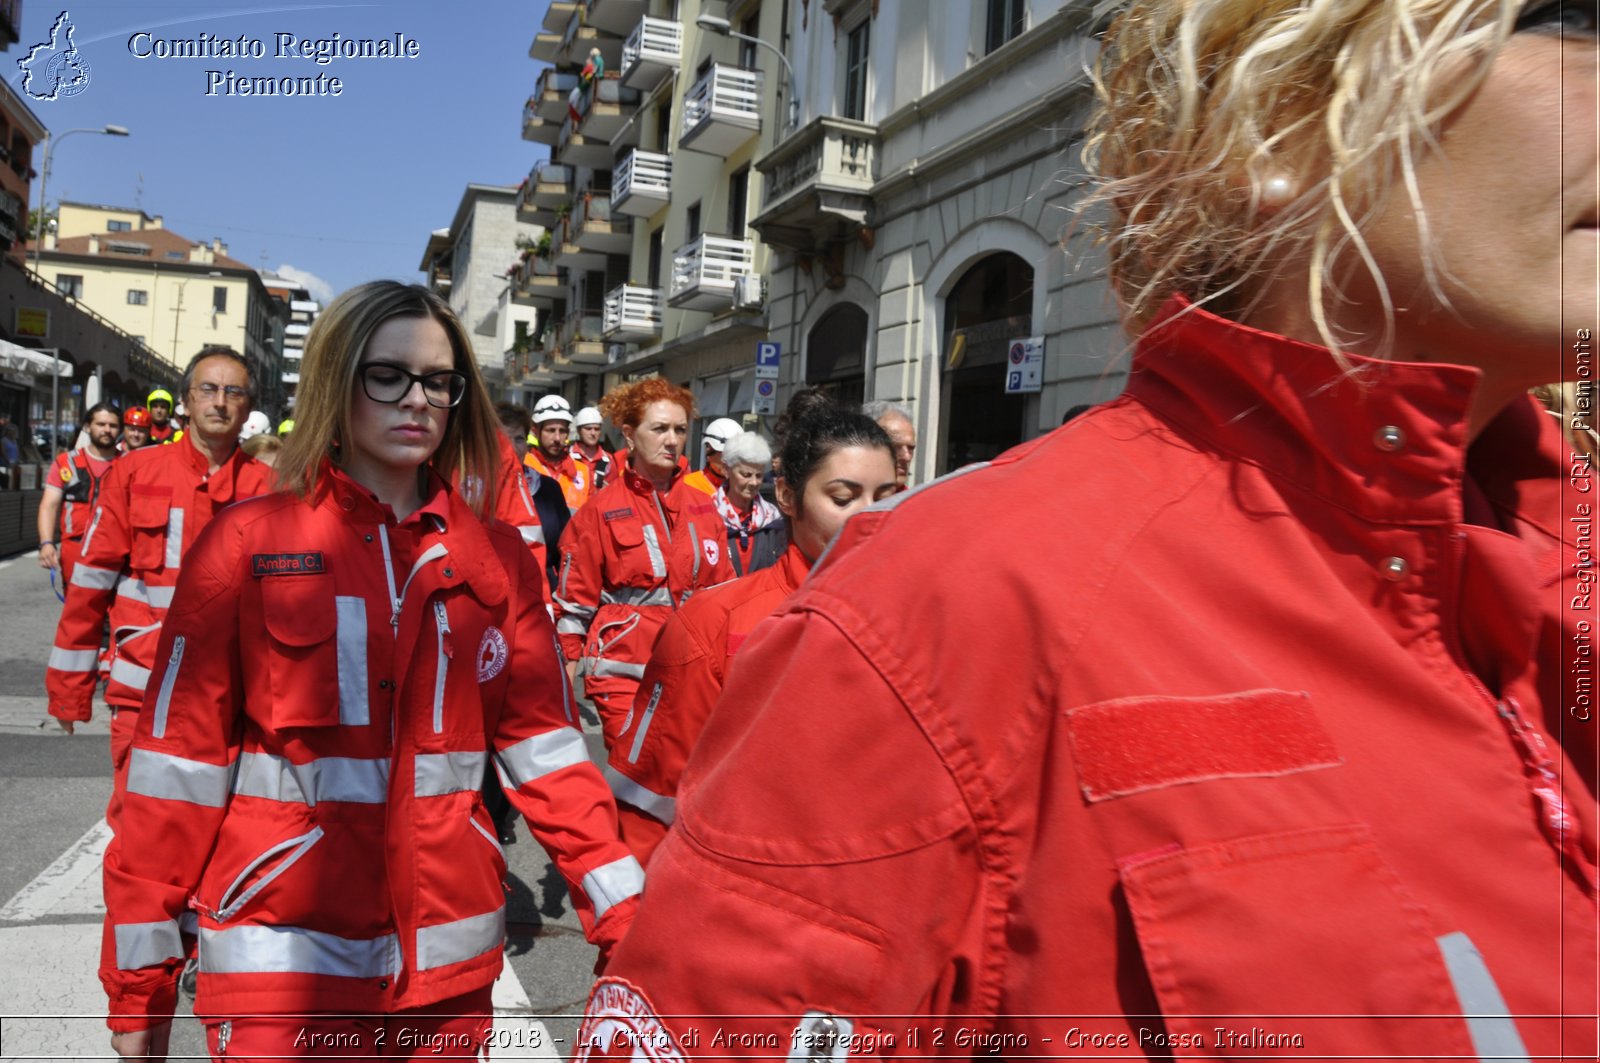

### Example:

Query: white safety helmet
xmin=532 ymin=394 xmax=574 ymax=424
xmin=703 ymin=417 xmax=743 ymax=452
xmin=239 ymin=411 xmax=272 ymax=441
xmin=573 ymin=406 xmax=603 ymax=428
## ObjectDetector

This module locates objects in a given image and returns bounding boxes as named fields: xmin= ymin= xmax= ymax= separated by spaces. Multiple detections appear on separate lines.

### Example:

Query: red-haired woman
xmin=553 ymin=379 xmax=735 ymax=749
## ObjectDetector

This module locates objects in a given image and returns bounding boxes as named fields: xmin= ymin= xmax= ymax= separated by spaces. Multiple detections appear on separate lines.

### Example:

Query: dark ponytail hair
xmin=779 ymin=398 xmax=892 ymax=495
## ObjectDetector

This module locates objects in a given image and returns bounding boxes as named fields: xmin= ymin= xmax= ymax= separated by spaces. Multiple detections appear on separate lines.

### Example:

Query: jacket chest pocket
xmin=607 ymin=514 xmax=668 ymax=582
xmin=261 ymin=576 xmax=370 ymax=729
xmin=129 ymin=488 xmax=177 ymax=571
xmin=1066 ymin=690 xmax=1483 ymax=1058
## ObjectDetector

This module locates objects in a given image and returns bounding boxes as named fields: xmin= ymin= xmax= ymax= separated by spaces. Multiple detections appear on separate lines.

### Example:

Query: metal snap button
xmin=1374 ymin=425 xmax=1405 ymax=452
xmin=1381 ymin=556 xmax=1408 ymax=581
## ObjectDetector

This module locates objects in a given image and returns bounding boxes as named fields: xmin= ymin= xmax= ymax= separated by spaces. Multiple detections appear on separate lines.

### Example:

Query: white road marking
xmin=0 ymin=819 xmax=111 ymax=922
xmin=0 ymin=924 xmax=110 ymax=1060
xmin=0 ymin=560 xmax=13 ymax=571
xmin=489 ymin=958 xmax=558 ymax=1059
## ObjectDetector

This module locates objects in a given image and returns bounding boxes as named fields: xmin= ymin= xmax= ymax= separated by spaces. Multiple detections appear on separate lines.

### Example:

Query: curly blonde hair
xmin=1082 ymin=0 xmax=1518 ymax=359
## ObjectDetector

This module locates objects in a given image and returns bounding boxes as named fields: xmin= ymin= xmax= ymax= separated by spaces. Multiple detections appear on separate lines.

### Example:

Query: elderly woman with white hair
xmin=711 ymin=430 xmax=786 ymax=575
xmin=578 ymin=1 xmax=1598 ymax=1058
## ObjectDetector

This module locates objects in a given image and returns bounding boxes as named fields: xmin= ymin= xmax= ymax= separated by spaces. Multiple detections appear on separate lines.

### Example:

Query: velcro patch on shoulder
xmin=1066 ymin=689 xmax=1340 ymax=802
xmin=603 ymin=508 xmax=634 ymax=522
xmin=251 ymin=552 xmax=326 ymax=577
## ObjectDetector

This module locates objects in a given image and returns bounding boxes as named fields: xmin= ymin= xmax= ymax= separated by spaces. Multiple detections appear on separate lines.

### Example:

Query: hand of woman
xmin=110 ymin=1021 xmax=171 ymax=1061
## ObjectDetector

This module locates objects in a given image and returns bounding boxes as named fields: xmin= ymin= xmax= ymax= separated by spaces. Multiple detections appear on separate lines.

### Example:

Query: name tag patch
xmin=603 ymin=508 xmax=633 ymax=522
xmin=252 ymin=552 xmax=326 ymax=577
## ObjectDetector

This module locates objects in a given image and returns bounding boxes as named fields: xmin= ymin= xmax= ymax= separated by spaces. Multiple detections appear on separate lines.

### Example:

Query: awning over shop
xmin=0 ymin=340 xmax=70 ymax=378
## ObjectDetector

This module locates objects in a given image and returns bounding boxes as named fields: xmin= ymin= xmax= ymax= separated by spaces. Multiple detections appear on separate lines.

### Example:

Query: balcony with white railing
xmin=680 ymin=65 xmax=763 ymax=157
xmin=572 ymin=192 xmax=632 ymax=255
xmin=613 ymin=149 xmax=671 ymax=217
xmin=669 ymin=234 xmax=754 ymax=310
xmin=285 ymin=322 xmax=310 ymax=338
xmin=602 ymin=284 xmax=662 ymax=343
xmin=752 ymin=116 xmax=880 ymax=253
xmin=586 ymin=0 xmax=647 ymax=35
xmin=281 ymin=371 xmax=301 ymax=384
xmin=621 ymin=16 xmax=681 ymax=90
xmin=290 ymin=299 xmax=319 ymax=313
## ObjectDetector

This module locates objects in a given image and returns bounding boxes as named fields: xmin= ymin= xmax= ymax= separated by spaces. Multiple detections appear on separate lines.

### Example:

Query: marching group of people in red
xmin=29 ymin=0 xmax=1600 ymax=1058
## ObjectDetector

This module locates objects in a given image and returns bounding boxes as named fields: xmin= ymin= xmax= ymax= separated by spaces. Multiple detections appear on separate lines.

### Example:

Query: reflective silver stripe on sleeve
xmin=115 ymin=919 xmax=185 ymax=970
xmin=640 ymin=524 xmax=668 ymax=578
xmin=415 ymin=906 xmax=505 ymax=971
xmin=232 ymin=751 xmax=389 ymax=805
xmin=1436 ymin=932 xmax=1531 ymax=1063
xmin=495 ymin=728 xmax=591 ymax=789
xmin=553 ymin=594 xmax=596 ymax=622
xmin=558 ymin=550 xmax=574 ymax=599
xmin=580 ymin=856 xmax=645 ymax=921
xmin=164 ymin=508 xmax=185 ymax=570
xmin=198 ymin=924 xmax=401 ymax=978
xmin=555 ymin=615 xmax=589 ymax=636
xmin=118 ymin=578 xmax=176 ymax=609
xmin=688 ymin=521 xmax=702 ymax=583
xmin=335 ymin=596 xmax=369 ymax=726
xmin=109 ymin=658 xmax=152 ymax=691
xmin=627 ymin=683 xmax=664 ymax=764
xmin=600 ymin=586 xmax=674 ymax=608
xmin=151 ymin=636 xmax=185 ymax=739
xmin=414 ymin=751 xmax=487 ymax=797
xmin=519 ymin=524 xmax=545 ymax=545
xmin=603 ymin=764 xmax=676 ymax=825
xmin=588 ymin=658 xmax=646 ymax=680
xmin=49 ymin=646 xmax=101 ymax=672
xmin=125 ymin=748 xmax=233 ymax=807
xmin=70 ymin=563 xmax=120 ymax=590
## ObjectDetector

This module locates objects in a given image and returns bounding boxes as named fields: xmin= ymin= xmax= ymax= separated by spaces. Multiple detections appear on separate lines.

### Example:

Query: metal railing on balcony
xmin=669 ymin=234 xmax=754 ymax=310
xmin=603 ymin=284 xmax=663 ymax=342
xmin=614 ymin=149 xmax=671 ymax=216
xmin=680 ymin=65 xmax=762 ymax=156
xmin=621 ymin=16 xmax=681 ymax=90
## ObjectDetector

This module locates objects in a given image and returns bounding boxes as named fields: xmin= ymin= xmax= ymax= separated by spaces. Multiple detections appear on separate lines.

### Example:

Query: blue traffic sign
xmin=756 ymin=341 xmax=781 ymax=368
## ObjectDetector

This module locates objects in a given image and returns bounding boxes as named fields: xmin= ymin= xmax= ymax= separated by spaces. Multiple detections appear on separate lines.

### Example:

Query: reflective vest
xmin=48 ymin=447 xmax=115 ymax=539
xmin=101 ymin=464 xmax=642 ymax=1030
xmin=46 ymin=440 xmax=272 ymax=720
xmin=569 ymin=444 xmax=614 ymax=506
xmin=525 ymin=449 xmax=582 ymax=512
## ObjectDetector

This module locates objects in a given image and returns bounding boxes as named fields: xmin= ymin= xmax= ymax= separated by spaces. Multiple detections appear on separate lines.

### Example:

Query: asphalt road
xmin=0 ymin=549 xmax=603 ymax=1061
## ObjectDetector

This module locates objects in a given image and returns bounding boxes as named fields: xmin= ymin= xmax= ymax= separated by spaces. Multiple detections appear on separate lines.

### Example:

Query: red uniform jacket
xmin=47 ymin=447 xmax=115 ymax=540
xmin=47 ymin=440 xmax=272 ymax=720
xmin=580 ymin=300 xmax=1598 ymax=1060
xmin=489 ymin=434 xmax=551 ymax=606
xmin=607 ymin=543 xmax=810 ymax=864
xmin=553 ymin=467 xmax=736 ymax=740
xmin=101 ymin=466 xmax=641 ymax=1029
xmin=570 ymin=443 xmax=613 ymax=503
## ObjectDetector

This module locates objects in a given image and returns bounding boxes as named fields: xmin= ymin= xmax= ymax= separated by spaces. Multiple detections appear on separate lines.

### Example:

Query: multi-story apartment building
xmin=419 ymin=184 xmax=543 ymax=394
xmin=260 ymin=272 xmax=320 ymax=414
xmin=513 ymin=0 xmax=1120 ymax=477
xmin=38 ymin=202 xmax=287 ymax=411
xmin=0 ymin=73 xmax=42 ymax=266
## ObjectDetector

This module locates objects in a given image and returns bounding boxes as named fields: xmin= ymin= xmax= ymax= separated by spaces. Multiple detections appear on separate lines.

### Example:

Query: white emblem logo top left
xmin=703 ymin=539 xmax=720 ymax=567
xmin=20 ymin=12 xmax=92 ymax=101
xmin=477 ymin=626 xmax=509 ymax=683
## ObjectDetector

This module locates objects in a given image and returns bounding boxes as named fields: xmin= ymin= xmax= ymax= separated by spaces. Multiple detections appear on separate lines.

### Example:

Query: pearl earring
xmin=1260 ymin=174 xmax=1295 ymax=208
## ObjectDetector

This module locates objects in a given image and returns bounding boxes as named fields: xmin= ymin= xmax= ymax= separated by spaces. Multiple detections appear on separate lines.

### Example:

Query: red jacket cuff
xmin=49 ymin=699 xmax=92 ymax=722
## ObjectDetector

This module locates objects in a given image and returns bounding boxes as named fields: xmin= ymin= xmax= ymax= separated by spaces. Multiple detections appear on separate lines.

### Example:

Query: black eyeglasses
xmin=357 ymin=362 xmax=468 ymax=409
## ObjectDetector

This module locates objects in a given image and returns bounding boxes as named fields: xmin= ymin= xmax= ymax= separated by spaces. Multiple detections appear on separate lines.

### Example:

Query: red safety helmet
xmin=123 ymin=406 xmax=152 ymax=428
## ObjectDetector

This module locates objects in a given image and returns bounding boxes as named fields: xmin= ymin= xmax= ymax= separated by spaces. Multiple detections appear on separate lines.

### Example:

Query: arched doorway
xmin=805 ymin=303 xmax=868 ymax=408
xmin=940 ymin=253 xmax=1032 ymax=473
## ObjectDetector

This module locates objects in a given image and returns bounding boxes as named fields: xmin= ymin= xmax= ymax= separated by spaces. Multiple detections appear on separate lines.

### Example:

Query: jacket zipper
xmin=469 ymin=816 xmax=505 ymax=860
xmin=207 ymin=826 xmax=325 ymax=922
xmin=151 ymin=636 xmax=186 ymax=739
xmin=432 ymin=600 xmax=453 ymax=734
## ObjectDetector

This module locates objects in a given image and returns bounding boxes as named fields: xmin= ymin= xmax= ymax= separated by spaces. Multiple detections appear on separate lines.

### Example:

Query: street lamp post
xmin=30 ymin=124 xmax=131 ymax=277
xmin=696 ymin=15 xmax=800 ymax=131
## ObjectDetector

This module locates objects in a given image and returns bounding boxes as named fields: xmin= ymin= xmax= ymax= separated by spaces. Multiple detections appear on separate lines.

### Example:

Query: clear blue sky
xmin=11 ymin=1 xmax=551 ymax=302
